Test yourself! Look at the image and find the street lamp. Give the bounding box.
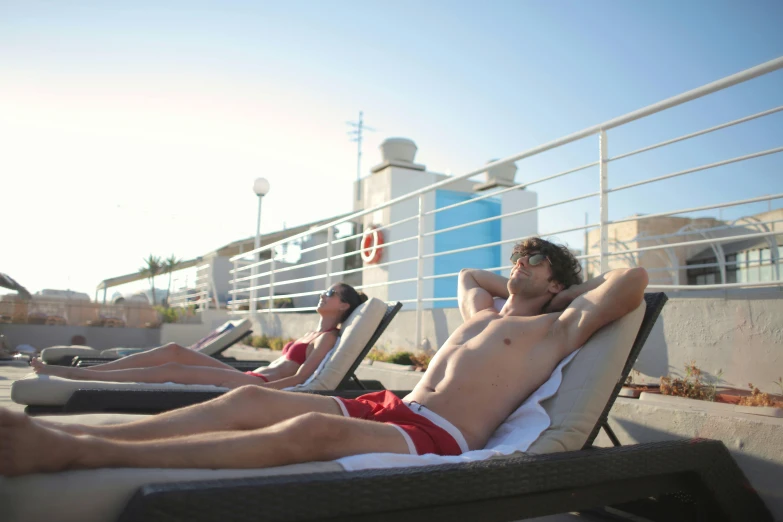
[250,178,270,315]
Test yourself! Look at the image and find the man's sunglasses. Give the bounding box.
[510,252,550,267]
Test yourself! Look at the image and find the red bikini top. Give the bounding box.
[281,328,337,365]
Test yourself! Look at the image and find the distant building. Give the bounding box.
[35,289,90,301]
[585,209,782,286]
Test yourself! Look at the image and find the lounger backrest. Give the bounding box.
[192,319,252,356]
[525,300,646,454]
[293,297,388,391]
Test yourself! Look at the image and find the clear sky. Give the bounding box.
[2,0,782,297]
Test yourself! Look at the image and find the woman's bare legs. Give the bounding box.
[72,343,239,372]
[0,406,409,477]
[34,385,343,441]
[31,361,261,387]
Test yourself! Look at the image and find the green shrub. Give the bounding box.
[155,306,180,324]
[269,337,293,351]
[250,335,270,349]
[387,351,415,365]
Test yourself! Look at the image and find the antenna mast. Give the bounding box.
[347,111,375,202]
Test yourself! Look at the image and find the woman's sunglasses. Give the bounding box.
[510,252,550,267]
[321,288,342,300]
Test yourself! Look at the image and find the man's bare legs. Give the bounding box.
[1,406,409,477]
[35,386,344,441]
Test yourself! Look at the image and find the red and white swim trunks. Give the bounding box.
[331,390,469,456]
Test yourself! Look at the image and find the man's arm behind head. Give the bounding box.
[457,269,510,322]
[553,267,648,355]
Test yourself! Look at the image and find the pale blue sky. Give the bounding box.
[1,1,782,296]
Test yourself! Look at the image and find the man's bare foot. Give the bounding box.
[30,358,77,379]
[0,408,84,476]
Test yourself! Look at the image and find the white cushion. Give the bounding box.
[11,373,230,406]
[40,346,99,363]
[0,460,341,522]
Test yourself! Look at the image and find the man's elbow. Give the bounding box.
[622,267,648,300]
[627,267,648,287]
[458,268,476,283]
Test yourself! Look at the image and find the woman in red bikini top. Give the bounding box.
[33,283,369,390]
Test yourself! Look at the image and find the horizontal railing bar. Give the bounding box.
[647,280,783,290]
[607,193,783,225]
[420,297,459,302]
[643,258,781,273]
[228,273,329,295]
[608,146,783,193]
[231,56,783,264]
[354,277,419,291]
[606,230,779,256]
[609,105,783,162]
[422,271,461,281]
[423,192,600,238]
[231,258,274,274]
[423,161,600,217]
[421,223,603,261]
[326,234,418,263]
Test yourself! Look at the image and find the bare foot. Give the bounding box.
[0,408,83,476]
[30,357,45,372]
[30,358,77,379]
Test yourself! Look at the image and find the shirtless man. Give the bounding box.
[0,238,647,476]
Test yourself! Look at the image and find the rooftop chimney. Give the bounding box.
[474,159,519,192]
[372,138,425,173]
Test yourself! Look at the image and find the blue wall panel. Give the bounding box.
[433,190,501,308]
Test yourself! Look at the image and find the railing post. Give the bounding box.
[326,226,334,288]
[250,258,257,317]
[231,259,238,313]
[268,257,275,313]
[599,131,609,273]
[415,194,425,351]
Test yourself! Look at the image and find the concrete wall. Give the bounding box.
[635,289,783,393]
[0,324,161,351]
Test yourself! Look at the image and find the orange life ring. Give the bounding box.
[361,227,384,264]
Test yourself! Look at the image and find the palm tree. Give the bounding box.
[139,254,163,305]
[162,254,181,307]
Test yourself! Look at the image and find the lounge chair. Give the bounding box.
[39,319,253,366]
[13,299,402,415]
[2,293,771,521]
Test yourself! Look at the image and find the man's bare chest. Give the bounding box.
[449,312,556,350]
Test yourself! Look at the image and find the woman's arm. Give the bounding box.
[261,332,339,390]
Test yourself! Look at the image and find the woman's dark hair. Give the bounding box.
[336,283,368,323]
[512,237,582,289]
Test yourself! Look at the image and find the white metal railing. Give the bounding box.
[168,263,213,311]
[229,56,783,346]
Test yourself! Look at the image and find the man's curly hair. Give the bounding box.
[512,237,582,289]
